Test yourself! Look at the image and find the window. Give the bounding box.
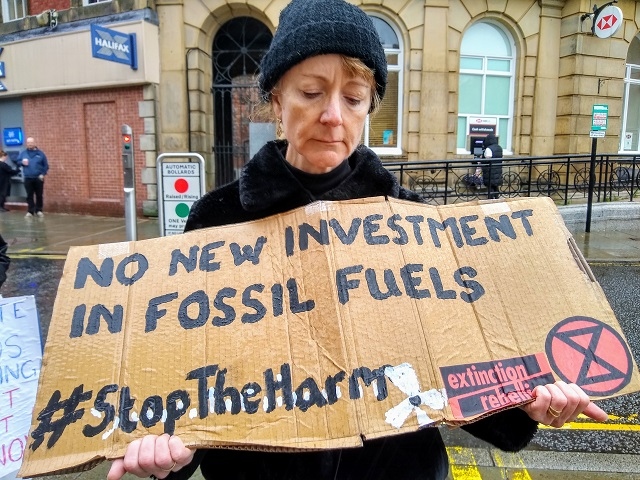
[457,21,515,154]
[1,0,26,21]
[84,0,111,5]
[364,15,403,156]
[620,37,640,152]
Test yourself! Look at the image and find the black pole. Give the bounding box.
[586,136,597,232]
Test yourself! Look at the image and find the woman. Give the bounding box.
[0,150,19,212]
[108,1,607,479]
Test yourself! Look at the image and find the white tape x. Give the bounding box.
[384,363,447,428]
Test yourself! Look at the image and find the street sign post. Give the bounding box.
[587,104,609,233]
[156,153,206,236]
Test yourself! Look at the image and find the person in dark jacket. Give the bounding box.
[0,150,19,212]
[18,137,49,217]
[0,234,9,290]
[475,133,503,199]
[108,1,607,479]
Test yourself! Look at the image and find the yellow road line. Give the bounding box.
[493,451,533,480]
[15,247,44,253]
[537,413,640,431]
[447,446,483,479]
[540,421,640,431]
[10,254,67,260]
[607,413,638,422]
[448,446,533,480]
[446,415,640,478]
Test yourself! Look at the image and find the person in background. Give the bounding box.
[0,234,9,292]
[18,137,49,218]
[107,1,608,479]
[0,150,19,212]
[475,133,503,199]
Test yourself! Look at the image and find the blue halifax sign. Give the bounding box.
[90,24,137,70]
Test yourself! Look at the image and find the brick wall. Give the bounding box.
[22,87,148,216]
[28,0,70,15]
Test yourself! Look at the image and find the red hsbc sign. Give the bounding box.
[594,5,623,39]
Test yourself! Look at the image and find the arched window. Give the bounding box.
[620,36,640,151]
[457,21,515,154]
[365,15,403,156]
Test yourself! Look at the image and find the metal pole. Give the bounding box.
[121,124,137,241]
[124,188,137,241]
[585,137,597,233]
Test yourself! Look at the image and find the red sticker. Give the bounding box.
[545,316,632,396]
[174,178,189,194]
[440,353,555,419]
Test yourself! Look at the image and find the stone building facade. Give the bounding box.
[0,0,639,216]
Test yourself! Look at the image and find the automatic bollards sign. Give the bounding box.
[157,153,205,236]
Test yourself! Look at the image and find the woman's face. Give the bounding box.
[272,54,372,174]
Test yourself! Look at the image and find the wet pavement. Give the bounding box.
[1,203,640,480]
[0,210,160,256]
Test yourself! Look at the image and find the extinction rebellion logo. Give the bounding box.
[545,316,632,396]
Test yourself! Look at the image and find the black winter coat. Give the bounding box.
[479,142,503,188]
[178,140,538,480]
[0,234,9,289]
[0,161,18,199]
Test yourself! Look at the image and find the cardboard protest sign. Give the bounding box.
[0,296,41,477]
[20,196,640,477]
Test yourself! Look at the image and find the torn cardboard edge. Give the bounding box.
[19,196,640,477]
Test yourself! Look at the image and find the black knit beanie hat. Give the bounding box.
[258,0,387,107]
[483,134,498,148]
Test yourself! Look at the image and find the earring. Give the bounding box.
[276,118,284,138]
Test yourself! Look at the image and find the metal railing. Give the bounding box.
[212,142,249,187]
[385,154,640,205]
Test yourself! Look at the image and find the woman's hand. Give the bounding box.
[107,434,195,480]
[520,381,608,428]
